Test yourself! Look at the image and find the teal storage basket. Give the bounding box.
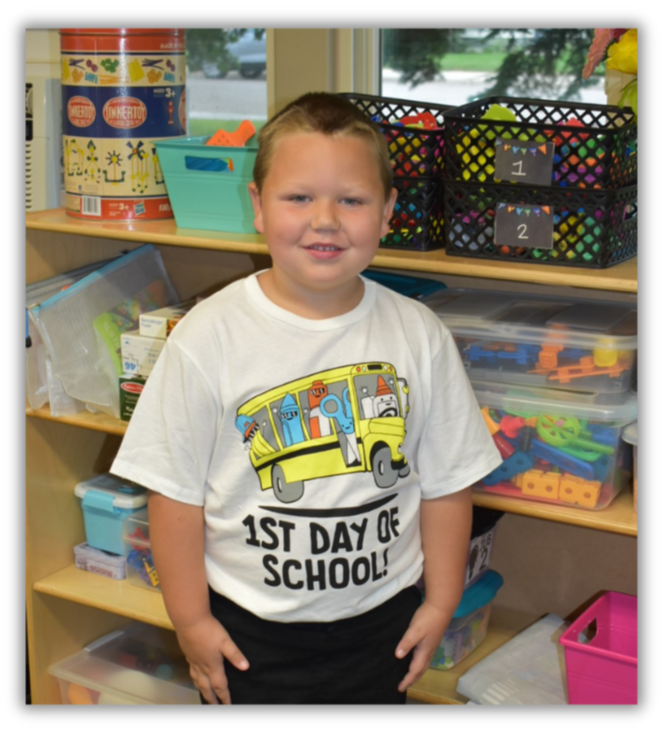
[155,136,258,233]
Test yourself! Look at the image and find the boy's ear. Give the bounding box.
[380,187,398,239]
[248,182,265,234]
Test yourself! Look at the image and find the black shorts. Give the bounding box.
[204,585,422,705]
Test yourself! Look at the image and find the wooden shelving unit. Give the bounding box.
[26,208,638,293]
[26,209,638,705]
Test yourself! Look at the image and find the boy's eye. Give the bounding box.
[342,197,362,206]
[288,194,309,203]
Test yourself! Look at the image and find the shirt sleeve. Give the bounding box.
[110,337,221,506]
[416,329,503,500]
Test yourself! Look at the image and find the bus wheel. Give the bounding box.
[271,465,304,503]
[371,445,398,489]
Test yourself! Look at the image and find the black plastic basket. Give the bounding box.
[444,180,637,268]
[383,177,445,251]
[443,97,637,190]
[340,93,454,177]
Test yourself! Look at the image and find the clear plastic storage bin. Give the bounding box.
[425,288,637,395]
[123,508,161,592]
[49,622,199,705]
[430,570,503,670]
[472,382,637,510]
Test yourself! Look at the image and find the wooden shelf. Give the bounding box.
[409,605,537,704]
[33,565,532,705]
[473,487,638,537]
[34,565,172,630]
[25,406,637,537]
[26,405,128,436]
[26,208,638,293]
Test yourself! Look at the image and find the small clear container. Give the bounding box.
[622,421,638,513]
[123,508,161,592]
[425,288,637,395]
[472,382,638,510]
[431,570,504,670]
[49,622,198,705]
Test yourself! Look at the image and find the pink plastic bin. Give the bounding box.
[559,591,637,705]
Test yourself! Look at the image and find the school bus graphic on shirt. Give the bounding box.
[235,363,411,503]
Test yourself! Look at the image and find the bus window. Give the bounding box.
[299,379,333,439]
[354,374,400,419]
[271,393,308,448]
[251,406,280,452]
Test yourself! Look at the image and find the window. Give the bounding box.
[185,29,267,138]
[380,29,607,106]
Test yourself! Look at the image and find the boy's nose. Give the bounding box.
[311,199,339,230]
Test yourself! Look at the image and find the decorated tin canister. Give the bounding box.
[60,29,186,221]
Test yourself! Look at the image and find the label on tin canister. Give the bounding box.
[60,29,186,221]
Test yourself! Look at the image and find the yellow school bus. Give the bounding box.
[235,362,410,503]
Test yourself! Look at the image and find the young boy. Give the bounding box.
[111,92,501,705]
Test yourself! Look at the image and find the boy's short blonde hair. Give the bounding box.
[253,92,393,199]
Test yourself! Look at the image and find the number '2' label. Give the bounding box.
[494,203,554,250]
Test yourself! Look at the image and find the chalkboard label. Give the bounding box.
[494,138,555,186]
[494,204,554,250]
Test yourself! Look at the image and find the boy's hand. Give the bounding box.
[175,614,249,704]
[394,601,452,692]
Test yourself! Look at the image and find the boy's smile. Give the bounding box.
[248,131,397,318]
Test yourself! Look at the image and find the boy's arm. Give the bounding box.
[148,491,249,704]
[395,487,473,693]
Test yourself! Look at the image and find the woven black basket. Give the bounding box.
[384,177,445,251]
[444,180,637,268]
[340,93,454,177]
[443,97,637,190]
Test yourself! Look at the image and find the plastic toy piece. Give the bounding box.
[530,439,594,480]
[397,112,440,130]
[481,451,533,486]
[493,433,516,459]
[531,355,628,384]
[127,525,149,551]
[499,415,526,439]
[143,557,160,587]
[519,469,561,500]
[536,415,614,455]
[480,407,500,435]
[206,120,256,147]
[558,474,601,508]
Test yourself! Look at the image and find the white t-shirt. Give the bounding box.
[111,273,501,623]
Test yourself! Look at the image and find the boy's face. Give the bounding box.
[248,131,397,314]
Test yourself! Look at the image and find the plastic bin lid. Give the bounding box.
[471,380,638,423]
[453,570,503,618]
[623,421,638,446]
[423,288,637,351]
[75,474,148,509]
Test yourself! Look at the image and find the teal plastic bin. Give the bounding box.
[155,136,258,233]
[75,475,148,556]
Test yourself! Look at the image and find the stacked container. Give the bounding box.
[425,287,638,511]
[341,93,454,251]
[440,97,637,268]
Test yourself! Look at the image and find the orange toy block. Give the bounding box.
[520,470,560,500]
[207,120,257,147]
[537,344,564,369]
[558,474,601,508]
